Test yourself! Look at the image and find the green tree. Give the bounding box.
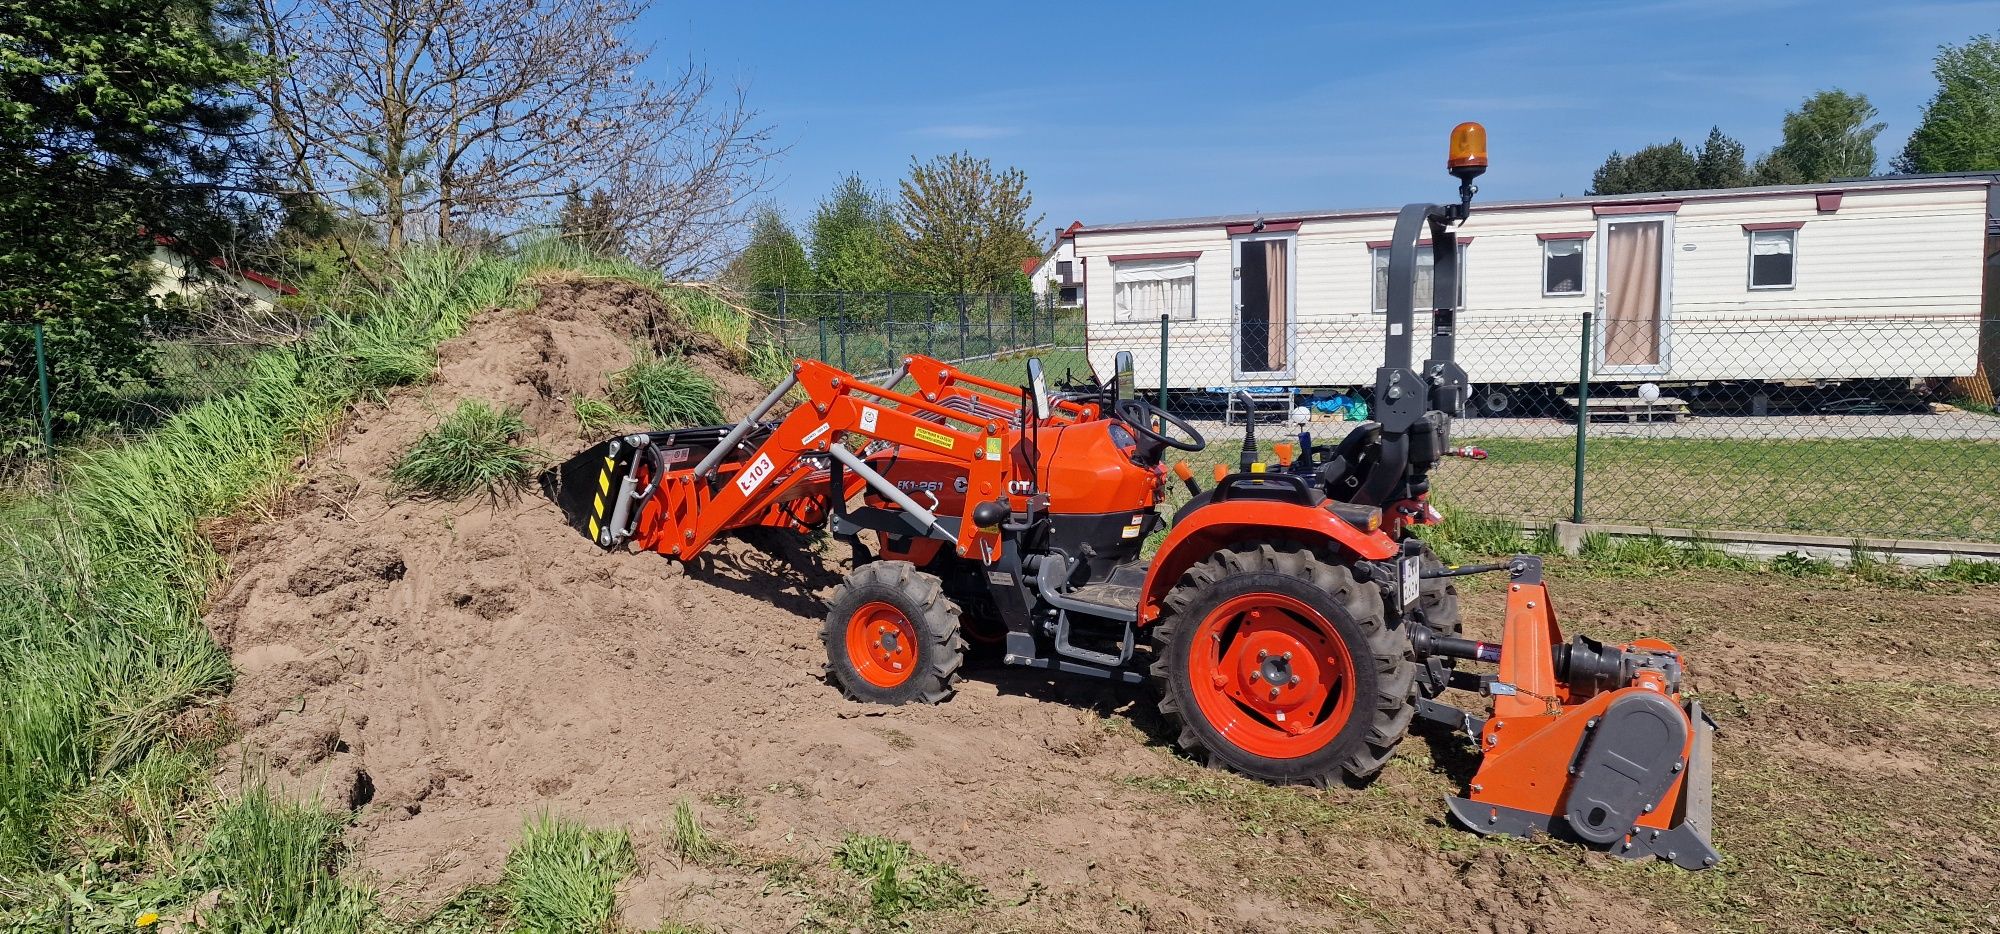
[1753,89,1884,184]
[1693,126,1749,188]
[1,0,266,439]
[1895,35,2000,174]
[1588,127,1748,195]
[809,174,896,293]
[890,152,1043,294]
[727,206,811,293]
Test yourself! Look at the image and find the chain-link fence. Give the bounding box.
[1059,312,2000,544]
[1,321,273,482]
[742,289,1087,380]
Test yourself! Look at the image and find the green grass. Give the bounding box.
[572,396,622,436]
[830,834,983,923]
[668,799,725,865]
[612,354,724,429]
[1437,435,2000,542]
[501,813,638,934]
[389,400,543,500]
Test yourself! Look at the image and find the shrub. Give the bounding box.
[832,834,983,921]
[390,400,542,500]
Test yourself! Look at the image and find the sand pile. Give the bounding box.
[209,278,1672,932]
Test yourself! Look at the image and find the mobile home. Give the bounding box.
[1073,177,1990,413]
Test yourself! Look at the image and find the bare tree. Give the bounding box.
[255,0,771,274]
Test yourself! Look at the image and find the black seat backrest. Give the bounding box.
[1318,421,1381,503]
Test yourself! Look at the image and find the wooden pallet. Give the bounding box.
[1562,396,1690,423]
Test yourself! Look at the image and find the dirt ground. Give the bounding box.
[209,279,2000,933]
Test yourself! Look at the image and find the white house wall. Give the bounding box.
[1077,182,1987,391]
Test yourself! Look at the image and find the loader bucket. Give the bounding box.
[540,423,771,546]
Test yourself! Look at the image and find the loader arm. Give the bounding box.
[606,358,1024,564]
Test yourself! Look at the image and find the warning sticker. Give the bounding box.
[912,426,955,450]
[859,406,879,432]
[985,437,1002,459]
[658,446,691,466]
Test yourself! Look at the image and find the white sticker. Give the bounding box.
[801,423,831,445]
[658,446,691,465]
[1390,323,1405,336]
[735,452,777,495]
[1399,555,1421,609]
[859,406,879,432]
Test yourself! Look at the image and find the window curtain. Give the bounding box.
[1751,231,1794,287]
[1263,241,1288,369]
[1603,222,1663,366]
[1113,258,1196,322]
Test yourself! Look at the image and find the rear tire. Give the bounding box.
[1150,542,1416,785]
[1412,542,1462,698]
[821,561,964,705]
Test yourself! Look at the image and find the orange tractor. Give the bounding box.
[546,125,1718,869]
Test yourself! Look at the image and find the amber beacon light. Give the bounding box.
[1448,121,1488,180]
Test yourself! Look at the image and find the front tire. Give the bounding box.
[821,561,964,705]
[1150,542,1416,785]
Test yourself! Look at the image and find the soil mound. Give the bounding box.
[211,278,1668,932]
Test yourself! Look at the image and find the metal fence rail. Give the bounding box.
[1067,312,2000,544]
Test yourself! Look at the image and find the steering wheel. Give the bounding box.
[1114,397,1206,452]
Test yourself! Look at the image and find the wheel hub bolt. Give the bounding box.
[1282,651,1292,661]
[1289,675,1300,685]
[1268,688,1279,700]
[1257,649,1268,660]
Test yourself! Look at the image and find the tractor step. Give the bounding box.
[1064,563,1148,614]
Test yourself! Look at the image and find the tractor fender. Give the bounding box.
[1138,499,1398,624]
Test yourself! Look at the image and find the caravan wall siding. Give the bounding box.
[1077,182,1988,392]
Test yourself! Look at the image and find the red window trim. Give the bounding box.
[1106,250,1201,263]
[1593,201,1681,216]
[1536,231,1594,241]
[1741,221,1805,232]
[1816,191,1843,213]
[1224,220,1303,235]
[1362,237,1475,250]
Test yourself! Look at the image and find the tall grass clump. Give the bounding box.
[612,354,723,428]
[668,798,725,865]
[185,781,378,930]
[0,248,524,889]
[502,813,637,934]
[390,400,543,500]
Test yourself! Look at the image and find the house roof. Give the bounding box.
[1079,175,1993,236]
[149,231,300,295]
[1024,221,1084,277]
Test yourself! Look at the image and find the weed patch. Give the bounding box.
[669,798,726,865]
[831,834,983,923]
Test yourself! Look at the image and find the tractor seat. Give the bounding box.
[1317,421,1380,502]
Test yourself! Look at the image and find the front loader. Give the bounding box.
[543,123,1718,868]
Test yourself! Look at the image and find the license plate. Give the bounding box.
[1399,555,1422,609]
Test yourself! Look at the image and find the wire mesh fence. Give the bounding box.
[0,321,276,482]
[742,289,1087,379]
[1055,312,2000,544]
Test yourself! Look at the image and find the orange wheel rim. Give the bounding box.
[847,601,920,688]
[1187,592,1357,759]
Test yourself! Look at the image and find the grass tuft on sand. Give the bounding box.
[390,400,543,500]
[612,354,724,429]
[502,813,638,934]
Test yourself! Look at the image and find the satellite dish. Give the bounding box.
[1638,382,1662,403]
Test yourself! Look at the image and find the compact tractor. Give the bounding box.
[546,124,1718,869]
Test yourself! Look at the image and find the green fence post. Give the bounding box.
[818,307,828,363]
[775,287,788,356]
[33,323,54,456]
[1571,312,1593,525]
[883,292,894,372]
[1158,313,1170,410]
[837,293,849,371]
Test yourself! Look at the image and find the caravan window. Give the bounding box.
[1748,228,1796,289]
[1542,238,1587,295]
[1111,255,1197,322]
[1371,244,1466,313]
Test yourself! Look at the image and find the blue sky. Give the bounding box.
[654,1,2000,237]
